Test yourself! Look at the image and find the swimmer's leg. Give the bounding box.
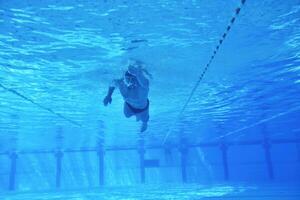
[138,108,149,132]
[123,102,134,118]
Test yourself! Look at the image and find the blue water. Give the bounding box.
[1,0,300,199]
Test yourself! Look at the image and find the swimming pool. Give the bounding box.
[0,0,300,199]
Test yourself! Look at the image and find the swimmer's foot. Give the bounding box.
[136,116,140,122]
[140,122,148,132]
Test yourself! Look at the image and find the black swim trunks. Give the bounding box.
[126,99,149,114]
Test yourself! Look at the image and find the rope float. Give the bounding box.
[162,0,247,144]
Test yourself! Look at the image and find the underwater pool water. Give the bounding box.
[0,0,300,199]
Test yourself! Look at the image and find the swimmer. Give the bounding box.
[103,59,151,132]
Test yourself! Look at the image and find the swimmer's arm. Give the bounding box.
[131,69,149,88]
[136,71,149,88]
[103,84,115,106]
[106,86,115,97]
[106,79,118,97]
[103,78,128,106]
[105,79,121,97]
[111,78,129,97]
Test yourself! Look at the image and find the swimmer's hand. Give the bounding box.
[103,86,115,106]
[103,95,112,106]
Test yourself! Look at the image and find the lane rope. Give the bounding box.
[162,0,247,144]
[0,83,82,127]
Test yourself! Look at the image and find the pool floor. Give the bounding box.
[0,183,299,200]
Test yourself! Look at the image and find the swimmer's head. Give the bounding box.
[124,70,137,88]
[128,58,144,68]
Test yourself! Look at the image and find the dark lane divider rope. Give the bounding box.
[0,83,82,127]
[163,0,247,144]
